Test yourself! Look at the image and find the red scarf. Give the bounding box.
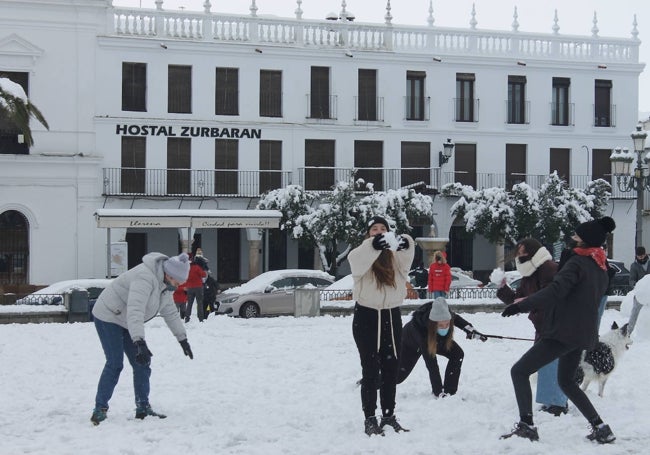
[573,247,607,270]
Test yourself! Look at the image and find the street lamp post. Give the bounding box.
[610,125,649,248]
[438,138,455,167]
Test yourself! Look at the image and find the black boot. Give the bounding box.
[587,423,615,444]
[500,421,539,441]
[380,415,410,432]
[364,416,385,436]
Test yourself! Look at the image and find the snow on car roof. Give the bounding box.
[223,269,334,294]
[325,274,353,291]
[28,279,113,295]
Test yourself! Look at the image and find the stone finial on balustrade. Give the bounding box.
[511,6,519,32]
[295,0,303,20]
[203,1,211,14]
[591,11,599,37]
[427,0,434,27]
[470,3,477,30]
[632,14,639,40]
[552,9,560,35]
[155,0,163,11]
[385,0,393,25]
[250,0,258,18]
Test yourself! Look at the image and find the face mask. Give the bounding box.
[164,279,177,292]
[517,254,531,263]
[437,328,449,337]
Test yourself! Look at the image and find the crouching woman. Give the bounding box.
[348,216,414,436]
[397,297,486,397]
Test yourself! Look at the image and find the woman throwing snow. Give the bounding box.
[348,216,414,436]
[397,297,487,397]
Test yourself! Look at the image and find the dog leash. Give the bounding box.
[482,333,535,342]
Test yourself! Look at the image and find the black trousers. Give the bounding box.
[352,303,402,418]
[511,338,600,424]
[397,321,464,396]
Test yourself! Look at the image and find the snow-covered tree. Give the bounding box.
[0,77,49,146]
[257,178,435,276]
[442,172,611,268]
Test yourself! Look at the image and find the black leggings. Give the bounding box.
[352,303,402,418]
[511,338,601,424]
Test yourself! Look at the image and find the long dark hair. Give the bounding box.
[372,249,396,288]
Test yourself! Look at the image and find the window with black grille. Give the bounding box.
[260,140,282,193]
[354,141,383,190]
[168,65,192,114]
[0,71,29,154]
[167,138,191,195]
[215,139,238,194]
[120,137,146,194]
[215,67,239,115]
[305,139,335,190]
[260,70,282,117]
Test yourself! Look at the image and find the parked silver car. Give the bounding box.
[215,269,335,318]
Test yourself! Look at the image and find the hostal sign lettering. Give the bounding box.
[116,124,261,139]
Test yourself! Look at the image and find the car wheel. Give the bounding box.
[240,302,260,318]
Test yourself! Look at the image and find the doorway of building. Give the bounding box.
[0,210,29,285]
[126,232,147,270]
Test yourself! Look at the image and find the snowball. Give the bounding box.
[382,231,399,251]
[489,268,506,286]
[634,274,650,306]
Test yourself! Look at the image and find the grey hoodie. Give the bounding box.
[92,252,187,342]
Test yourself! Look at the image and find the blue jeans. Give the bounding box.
[432,291,447,298]
[535,358,567,407]
[597,295,607,329]
[94,317,151,409]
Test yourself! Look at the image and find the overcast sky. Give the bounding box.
[113,0,650,117]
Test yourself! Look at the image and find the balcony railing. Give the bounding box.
[593,104,617,127]
[306,94,337,120]
[549,102,575,126]
[404,96,430,121]
[102,168,292,197]
[298,167,441,192]
[103,167,640,202]
[354,96,384,122]
[505,100,530,124]
[454,98,479,122]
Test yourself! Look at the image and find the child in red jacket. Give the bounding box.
[428,251,451,298]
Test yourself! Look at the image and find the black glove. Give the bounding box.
[179,339,193,359]
[396,236,409,251]
[465,327,488,342]
[372,234,389,250]
[501,303,522,317]
[134,339,152,366]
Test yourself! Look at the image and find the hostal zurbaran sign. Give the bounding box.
[115,124,262,139]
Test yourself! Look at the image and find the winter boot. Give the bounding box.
[587,423,616,444]
[90,407,108,426]
[540,404,568,416]
[500,422,539,441]
[135,404,167,420]
[364,416,385,437]
[380,415,410,433]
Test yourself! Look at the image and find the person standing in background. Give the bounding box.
[630,246,649,287]
[428,251,451,298]
[497,238,566,416]
[184,253,208,323]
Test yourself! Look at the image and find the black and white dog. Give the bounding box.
[575,322,632,397]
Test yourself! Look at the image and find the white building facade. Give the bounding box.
[0,0,645,287]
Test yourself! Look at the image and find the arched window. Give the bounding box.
[0,210,29,284]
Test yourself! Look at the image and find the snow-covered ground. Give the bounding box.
[0,294,648,455]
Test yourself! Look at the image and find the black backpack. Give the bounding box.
[203,274,219,316]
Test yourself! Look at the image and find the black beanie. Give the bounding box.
[367,216,390,233]
[575,216,616,247]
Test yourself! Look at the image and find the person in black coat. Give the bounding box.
[500,217,617,444]
[397,297,486,397]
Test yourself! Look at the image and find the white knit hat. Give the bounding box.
[429,297,452,322]
[163,252,190,282]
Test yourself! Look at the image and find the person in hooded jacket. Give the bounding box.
[348,215,414,436]
[397,297,487,397]
[428,250,452,298]
[496,238,566,416]
[90,252,194,425]
[500,217,617,444]
[630,246,649,286]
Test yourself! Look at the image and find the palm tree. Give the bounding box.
[0,77,49,147]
